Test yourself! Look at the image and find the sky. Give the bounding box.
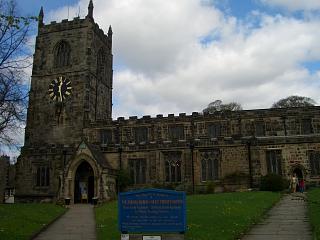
[15,0,320,117]
[3,0,320,157]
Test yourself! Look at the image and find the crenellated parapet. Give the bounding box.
[37,17,90,37]
[38,17,111,44]
[84,106,320,152]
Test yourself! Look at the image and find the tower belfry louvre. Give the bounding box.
[15,1,320,203]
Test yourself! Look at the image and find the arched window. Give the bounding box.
[129,159,146,184]
[201,150,220,181]
[97,48,106,77]
[164,152,182,183]
[266,150,282,175]
[54,41,71,68]
[36,166,50,187]
[309,151,320,176]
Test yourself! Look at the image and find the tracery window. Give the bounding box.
[255,121,265,136]
[309,151,320,176]
[129,159,146,184]
[36,166,50,187]
[164,151,182,182]
[208,123,221,138]
[101,129,112,145]
[201,150,219,181]
[302,119,313,135]
[54,41,71,67]
[135,127,148,143]
[169,125,184,141]
[266,150,282,175]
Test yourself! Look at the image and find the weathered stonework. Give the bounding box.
[84,107,320,192]
[15,1,320,203]
[15,4,115,203]
[0,156,7,203]
[0,156,11,203]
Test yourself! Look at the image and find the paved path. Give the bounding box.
[242,193,312,240]
[33,204,96,240]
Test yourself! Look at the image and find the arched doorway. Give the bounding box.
[292,167,303,192]
[74,161,94,204]
[293,167,303,179]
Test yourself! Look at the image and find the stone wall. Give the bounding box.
[0,156,10,203]
[86,107,320,145]
[25,16,112,147]
[16,14,114,202]
[84,106,320,191]
[15,146,74,202]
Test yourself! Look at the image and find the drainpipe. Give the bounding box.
[190,120,195,194]
[190,143,195,194]
[62,150,67,199]
[247,139,253,188]
[118,146,123,170]
[282,116,287,136]
[116,124,122,194]
[117,146,123,194]
[118,124,122,170]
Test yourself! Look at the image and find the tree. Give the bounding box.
[117,169,132,192]
[0,0,36,145]
[203,100,242,114]
[271,95,316,108]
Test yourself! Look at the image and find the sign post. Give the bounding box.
[118,189,186,240]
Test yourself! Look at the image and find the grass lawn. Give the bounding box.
[0,203,66,240]
[95,191,280,240]
[308,188,320,240]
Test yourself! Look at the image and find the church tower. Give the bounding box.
[15,1,115,202]
[24,0,113,147]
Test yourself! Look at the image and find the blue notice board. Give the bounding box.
[118,189,186,233]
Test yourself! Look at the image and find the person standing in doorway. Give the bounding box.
[290,173,298,193]
[299,178,305,193]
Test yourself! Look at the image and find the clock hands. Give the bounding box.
[48,76,71,102]
[48,76,72,125]
[58,76,63,102]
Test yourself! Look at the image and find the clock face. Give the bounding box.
[48,76,72,102]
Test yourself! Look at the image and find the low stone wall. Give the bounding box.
[15,194,55,203]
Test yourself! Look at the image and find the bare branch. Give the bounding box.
[0,0,36,146]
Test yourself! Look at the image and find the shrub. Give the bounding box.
[117,169,132,192]
[260,173,287,191]
[206,181,215,194]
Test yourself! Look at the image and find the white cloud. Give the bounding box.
[260,0,320,11]
[46,0,320,118]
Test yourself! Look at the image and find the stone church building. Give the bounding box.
[14,1,320,203]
